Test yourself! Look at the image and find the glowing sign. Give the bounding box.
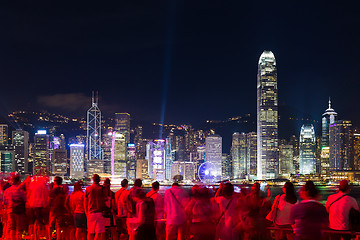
[70,144,85,147]
[36,130,47,135]
[153,157,162,164]
[153,150,162,157]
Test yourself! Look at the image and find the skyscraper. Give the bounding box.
[70,144,85,179]
[279,145,293,177]
[299,124,316,175]
[246,132,257,179]
[12,130,29,174]
[0,124,8,145]
[257,50,278,179]
[53,149,67,176]
[0,145,14,173]
[321,98,337,177]
[205,135,222,180]
[33,130,50,176]
[86,92,102,175]
[231,133,247,179]
[112,132,127,178]
[115,113,130,143]
[147,139,166,180]
[329,120,354,171]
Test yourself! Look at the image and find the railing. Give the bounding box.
[268,226,360,239]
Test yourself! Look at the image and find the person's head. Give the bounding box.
[11,175,21,185]
[152,181,160,191]
[198,186,210,200]
[133,188,146,202]
[134,179,142,188]
[54,176,63,186]
[103,178,111,189]
[283,181,297,204]
[251,182,261,197]
[172,182,180,187]
[191,185,200,198]
[74,181,83,192]
[339,180,350,193]
[301,180,318,199]
[222,182,234,198]
[121,179,129,188]
[93,174,100,184]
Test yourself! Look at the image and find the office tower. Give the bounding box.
[147,140,166,180]
[329,120,354,171]
[205,135,222,180]
[321,99,337,177]
[53,149,67,176]
[246,132,257,179]
[170,161,196,181]
[257,50,278,179]
[88,159,104,176]
[87,92,102,175]
[289,135,300,174]
[279,145,293,177]
[102,132,113,174]
[59,134,66,149]
[112,132,127,177]
[33,130,50,176]
[136,159,149,179]
[134,126,143,159]
[0,145,14,172]
[127,143,136,179]
[231,133,247,179]
[353,130,360,170]
[115,113,130,143]
[299,124,316,174]
[0,124,8,145]
[165,137,173,180]
[222,153,232,180]
[70,144,85,179]
[12,130,29,174]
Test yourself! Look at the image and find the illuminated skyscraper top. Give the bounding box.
[257,50,278,179]
[86,92,102,175]
[322,98,337,148]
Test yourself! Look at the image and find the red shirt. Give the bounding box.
[69,190,85,214]
[85,183,105,213]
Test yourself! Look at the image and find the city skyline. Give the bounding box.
[0,2,360,127]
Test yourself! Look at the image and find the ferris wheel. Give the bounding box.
[198,162,216,183]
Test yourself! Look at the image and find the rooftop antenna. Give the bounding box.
[92,91,95,105]
[328,97,331,109]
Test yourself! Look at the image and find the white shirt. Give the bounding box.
[164,186,188,225]
[274,194,297,226]
[326,192,359,230]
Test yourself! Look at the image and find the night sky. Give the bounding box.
[1,1,360,129]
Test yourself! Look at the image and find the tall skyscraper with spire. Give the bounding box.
[86,92,102,175]
[320,98,337,177]
[257,50,278,179]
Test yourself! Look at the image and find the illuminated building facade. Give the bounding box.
[321,99,337,177]
[112,132,127,177]
[353,130,360,170]
[33,130,50,176]
[127,143,136,179]
[222,153,232,180]
[87,93,102,175]
[170,161,196,181]
[299,124,316,174]
[136,159,148,179]
[115,113,130,143]
[53,149,67,176]
[257,50,278,179]
[279,145,293,177]
[0,145,14,172]
[70,144,85,179]
[205,135,222,180]
[232,132,246,179]
[102,132,113,175]
[12,130,29,174]
[147,139,166,180]
[165,137,173,180]
[246,132,257,179]
[329,120,354,171]
[0,124,8,145]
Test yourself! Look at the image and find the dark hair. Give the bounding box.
[284,181,297,204]
[172,182,180,187]
[104,178,111,185]
[251,182,261,198]
[74,181,83,192]
[121,179,129,188]
[339,180,349,193]
[54,176,63,185]
[152,181,160,191]
[134,179,142,187]
[222,182,234,198]
[93,174,100,184]
[303,180,318,198]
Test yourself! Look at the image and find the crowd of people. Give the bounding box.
[0,173,359,240]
